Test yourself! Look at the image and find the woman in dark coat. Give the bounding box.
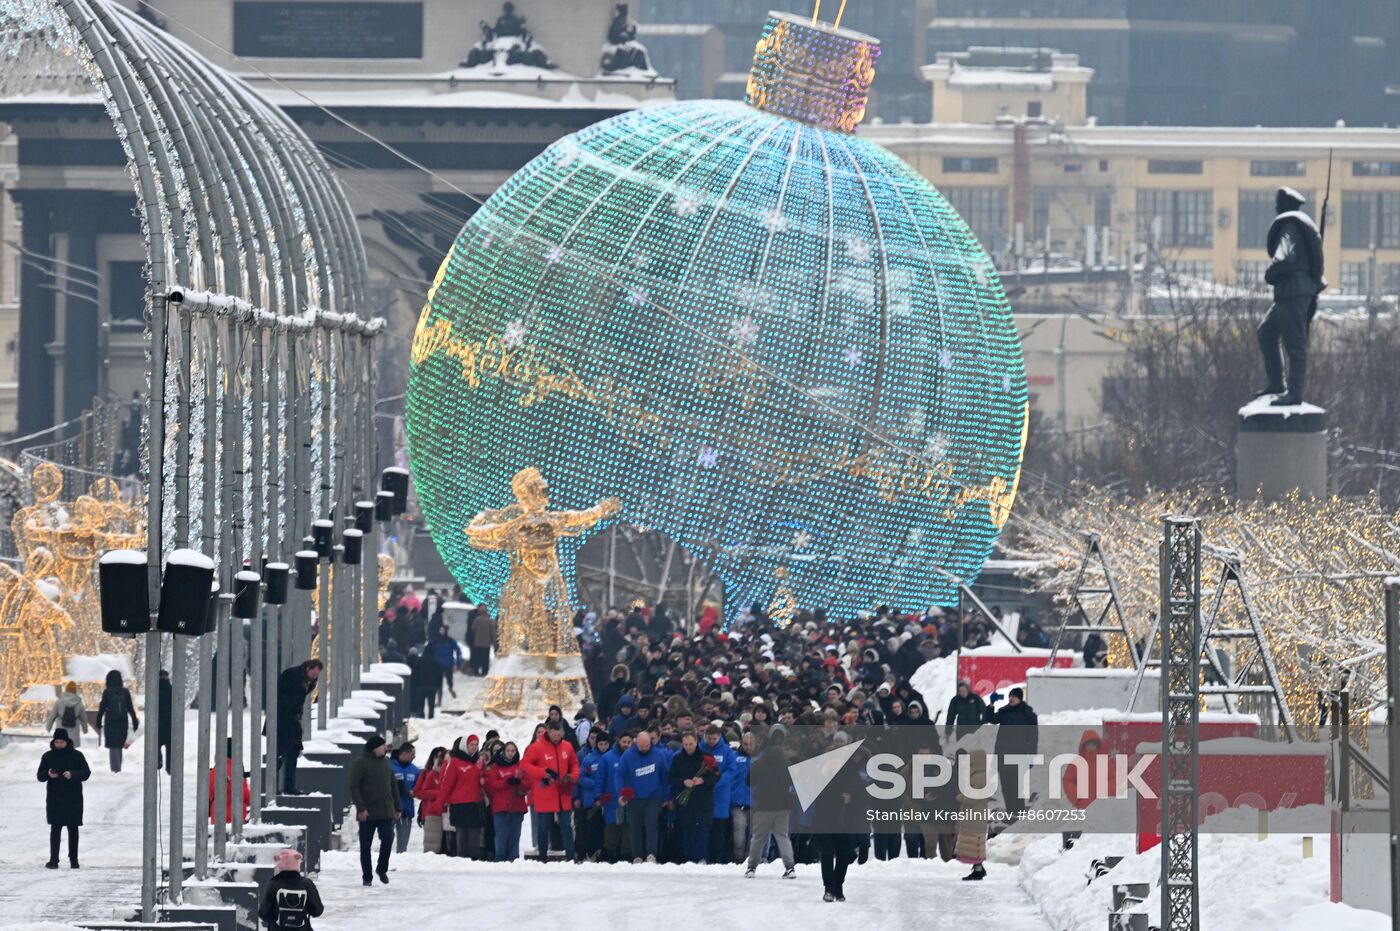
[37,727,91,868]
[95,669,139,772]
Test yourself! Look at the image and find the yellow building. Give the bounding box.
[868,47,1400,303]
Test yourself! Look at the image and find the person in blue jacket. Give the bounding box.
[389,743,420,854]
[617,729,670,862]
[576,730,613,860]
[428,625,463,701]
[728,731,754,863]
[597,732,632,863]
[609,695,640,738]
[700,724,735,863]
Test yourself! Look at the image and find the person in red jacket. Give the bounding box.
[484,741,531,861]
[1062,729,1117,810]
[520,721,579,861]
[209,745,251,824]
[438,735,486,859]
[413,747,449,853]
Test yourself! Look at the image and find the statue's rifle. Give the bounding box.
[1320,148,1334,244]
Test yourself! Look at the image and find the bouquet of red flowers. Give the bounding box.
[597,792,614,807]
[677,756,718,807]
[619,786,636,804]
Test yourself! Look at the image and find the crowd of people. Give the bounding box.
[360,591,1045,902]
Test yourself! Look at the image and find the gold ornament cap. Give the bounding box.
[745,11,881,134]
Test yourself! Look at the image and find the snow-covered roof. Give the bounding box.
[947,68,1055,91]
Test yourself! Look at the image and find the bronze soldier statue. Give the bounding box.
[1257,186,1325,406]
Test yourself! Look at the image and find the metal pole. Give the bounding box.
[226,312,245,842]
[1384,578,1400,931]
[318,321,334,729]
[193,614,213,880]
[167,303,193,902]
[195,315,219,879]
[249,324,265,821]
[213,597,231,859]
[266,325,283,798]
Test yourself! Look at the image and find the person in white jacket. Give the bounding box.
[45,682,91,747]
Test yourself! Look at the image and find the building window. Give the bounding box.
[1340,261,1400,296]
[1063,162,1082,174]
[1352,161,1400,177]
[1032,190,1053,244]
[1137,190,1213,248]
[1099,160,1109,172]
[1094,191,1112,230]
[1238,189,1313,249]
[943,156,998,174]
[1235,260,1268,289]
[107,261,146,325]
[1165,260,1214,283]
[1250,160,1306,177]
[1027,101,1042,118]
[1147,160,1204,175]
[943,186,1008,255]
[1341,191,1400,249]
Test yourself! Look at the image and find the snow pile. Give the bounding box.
[1016,817,1388,930]
[65,653,133,683]
[910,652,958,709]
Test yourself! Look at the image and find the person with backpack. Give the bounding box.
[45,682,90,747]
[95,669,139,772]
[259,848,324,929]
[37,727,90,869]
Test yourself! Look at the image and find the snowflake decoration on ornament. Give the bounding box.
[1002,373,1013,392]
[502,319,528,349]
[728,315,760,347]
[925,432,948,460]
[759,207,789,233]
[555,140,581,167]
[696,446,719,468]
[629,252,650,269]
[846,237,873,264]
[626,287,649,306]
[842,347,863,367]
[791,529,813,550]
[546,245,565,265]
[672,192,702,218]
[938,347,954,369]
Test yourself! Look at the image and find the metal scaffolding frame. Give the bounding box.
[1160,516,1201,931]
[1046,531,1140,670]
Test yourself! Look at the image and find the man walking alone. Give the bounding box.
[349,735,399,886]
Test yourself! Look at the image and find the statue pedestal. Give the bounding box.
[478,652,591,719]
[1236,398,1328,500]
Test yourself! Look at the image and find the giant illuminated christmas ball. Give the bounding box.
[407,12,1028,617]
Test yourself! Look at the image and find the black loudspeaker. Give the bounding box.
[295,549,319,591]
[264,562,290,605]
[342,528,363,564]
[233,569,261,618]
[354,500,374,533]
[98,550,150,634]
[374,490,395,522]
[205,582,221,632]
[382,467,409,514]
[156,549,216,636]
[311,519,334,560]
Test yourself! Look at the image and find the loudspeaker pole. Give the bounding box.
[248,323,266,821]
[167,301,194,902]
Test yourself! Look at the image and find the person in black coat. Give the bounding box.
[276,659,322,794]
[408,646,441,719]
[95,669,139,773]
[812,732,862,902]
[259,848,325,929]
[945,679,987,741]
[37,728,91,868]
[984,687,1040,816]
[668,732,718,863]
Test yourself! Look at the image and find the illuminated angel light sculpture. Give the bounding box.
[408,11,1028,622]
[468,467,619,717]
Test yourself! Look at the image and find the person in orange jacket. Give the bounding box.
[520,720,579,861]
[1062,729,1117,810]
[438,735,486,859]
[209,740,250,823]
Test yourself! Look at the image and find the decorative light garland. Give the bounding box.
[407,12,1028,619]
